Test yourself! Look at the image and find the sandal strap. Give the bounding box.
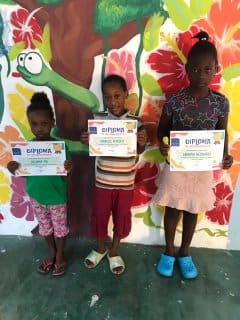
[108,255,125,274]
[85,250,107,267]
[52,262,67,276]
[37,259,54,273]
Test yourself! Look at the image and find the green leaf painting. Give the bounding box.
[32,24,52,63]
[195,228,227,237]
[164,0,213,30]
[143,148,165,164]
[94,0,167,34]
[163,0,192,30]
[13,119,34,141]
[134,206,160,228]
[36,0,63,4]
[140,73,162,96]
[190,0,213,18]
[143,14,165,52]
[0,0,16,5]
[0,13,6,123]
[8,42,25,61]
[222,64,240,81]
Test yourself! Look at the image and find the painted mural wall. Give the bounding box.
[0,0,239,249]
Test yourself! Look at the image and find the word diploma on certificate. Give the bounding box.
[88,119,137,157]
[10,141,67,176]
[169,130,225,171]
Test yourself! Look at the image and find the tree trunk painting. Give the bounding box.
[11,0,150,236]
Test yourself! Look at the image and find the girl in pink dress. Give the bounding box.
[154,31,233,279]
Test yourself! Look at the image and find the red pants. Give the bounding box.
[91,186,133,240]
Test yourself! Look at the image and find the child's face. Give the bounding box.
[103,82,128,116]
[186,54,217,89]
[28,110,54,140]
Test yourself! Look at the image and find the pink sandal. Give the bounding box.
[52,262,67,276]
[37,260,55,274]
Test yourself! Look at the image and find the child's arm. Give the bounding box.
[137,126,147,154]
[63,144,73,179]
[7,161,20,175]
[80,131,89,145]
[157,111,172,157]
[216,115,233,170]
[64,160,73,174]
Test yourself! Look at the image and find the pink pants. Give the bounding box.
[91,186,133,240]
[30,198,69,238]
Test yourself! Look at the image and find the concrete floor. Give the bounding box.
[0,235,240,320]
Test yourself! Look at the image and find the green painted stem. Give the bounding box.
[101,34,109,111]
[48,71,100,113]
[0,65,4,123]
[135,18,144,115]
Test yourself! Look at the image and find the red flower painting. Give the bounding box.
[0,213,4,223]
[10,8,42,49]
[10,176,34,221]
[132,161,159,208]
[147,25,221,98]
[205,182,234,225]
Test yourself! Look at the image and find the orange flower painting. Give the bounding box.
[0,126,23,167]
[195,0,240,68]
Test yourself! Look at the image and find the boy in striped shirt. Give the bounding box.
[80,75,147,275]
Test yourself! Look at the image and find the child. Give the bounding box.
[80,74,147,275]
[154,31,233,279]
[7,92,72,276]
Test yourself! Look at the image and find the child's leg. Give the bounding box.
[84,187,111,268]
[106,189,132,274]
[164,207,181,256]
[30,198,56,261]
[178,211,198,256]
[108,234,124,275]
[51,203,69,274]
[90,187,112,253]
[110,189,133,257]
[156,207,181,277]
[176,211,198,279]
[30,198,56,273]
[44,234,57,262]
[109,234,120,257]
[55,236,66,265]
[96,239,107,254]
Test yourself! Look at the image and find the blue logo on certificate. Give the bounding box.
[171,138,180,147]
[89,127,97,134]
[12,148,21,155]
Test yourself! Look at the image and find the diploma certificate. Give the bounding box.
[88,119,137,157]
[170,130,225,171]
[10,141,67,176]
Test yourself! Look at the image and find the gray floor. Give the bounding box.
[0,235,240,320]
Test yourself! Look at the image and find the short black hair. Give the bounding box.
[187,31,218,65]
[102,74,127,92]
[27,92,54,119]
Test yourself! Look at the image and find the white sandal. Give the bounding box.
[84,250,107,268]
[107,255,125,275]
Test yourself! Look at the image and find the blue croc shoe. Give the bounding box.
[177,256,198,279]
[157,254,175,277]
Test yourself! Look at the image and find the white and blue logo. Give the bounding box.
[171,138,180,147]
[12,148,21,155]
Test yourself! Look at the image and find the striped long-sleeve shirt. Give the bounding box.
[94,110,144,190]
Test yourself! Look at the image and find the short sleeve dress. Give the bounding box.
[153,89,229,213]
